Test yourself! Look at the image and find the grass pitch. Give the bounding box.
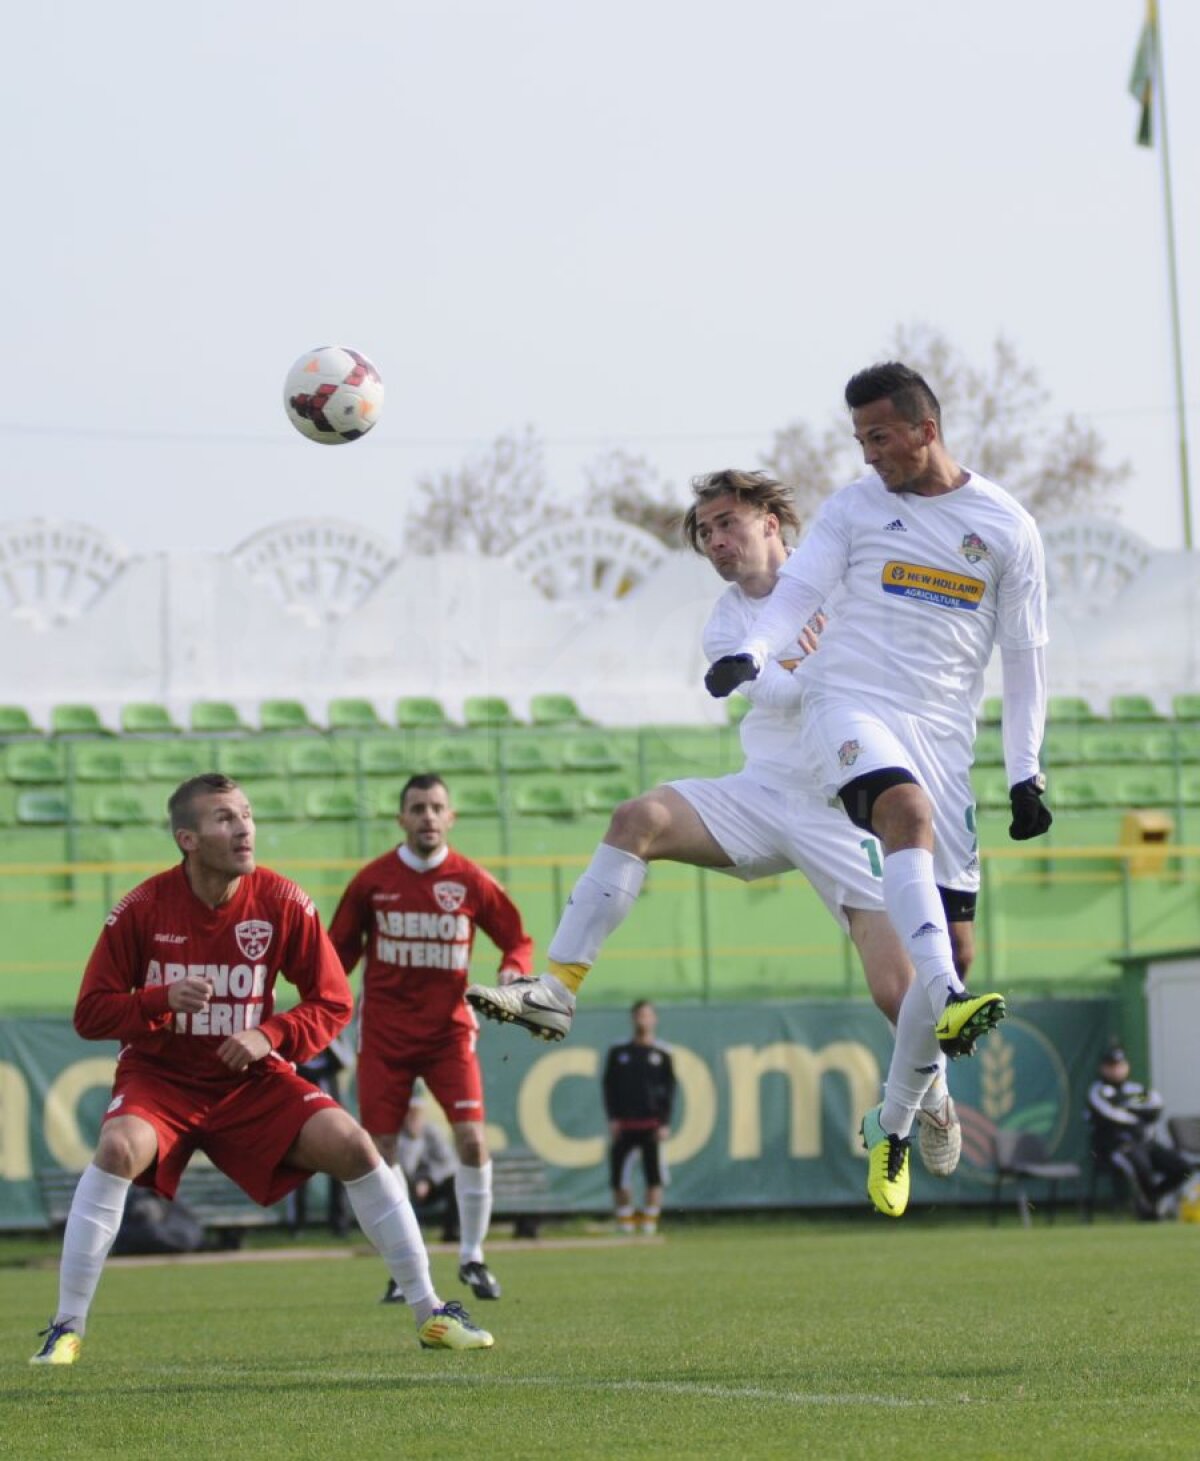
[3,1217,1197,1460]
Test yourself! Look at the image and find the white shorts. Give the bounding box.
[798,696,980,894]
[668,770,885,931]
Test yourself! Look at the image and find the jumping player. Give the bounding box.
[30,774,492,1365]
[329,773,533,1302]
[704,362,1051,1216]
[468,470,967,1197]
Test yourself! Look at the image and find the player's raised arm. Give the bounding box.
[257,893,354,1066]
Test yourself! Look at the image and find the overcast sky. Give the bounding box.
[1,0,1195,554]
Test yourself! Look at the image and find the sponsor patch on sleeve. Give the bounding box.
[881,560,985,611]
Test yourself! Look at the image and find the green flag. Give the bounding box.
[1128,0,1158,147]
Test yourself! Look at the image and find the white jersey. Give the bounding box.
[768,470,1047,741]
[702,581,810,792]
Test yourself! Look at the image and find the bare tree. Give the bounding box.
[404,427,570,556]
[582,448,684,547]
[761,324,1129,527]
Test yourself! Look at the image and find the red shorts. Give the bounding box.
[356,1031,484,1134]
[104,1055,340,1206]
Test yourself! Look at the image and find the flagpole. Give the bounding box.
[1153,5,1194,549]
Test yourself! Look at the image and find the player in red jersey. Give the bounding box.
[329,773,533,1303]
[30,774,493,1366]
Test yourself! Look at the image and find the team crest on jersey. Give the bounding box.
[838,739,861,768]
[959,532,990,565]
[234,920,274,960]
[432,881,467,913]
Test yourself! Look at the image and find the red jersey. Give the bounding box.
[75,864,353,1086]
[328,847,533,1044]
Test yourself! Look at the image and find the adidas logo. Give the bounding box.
[884,518,907,532]
[912,921,940,938]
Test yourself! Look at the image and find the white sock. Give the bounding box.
[345,1162,439,1326]
[920,1065,950,1114]
[882,848,965,1021]
[456,1161,493,1267]
[548,844,648,967]
[55,1164,131,1335]
[880,982,943,1138]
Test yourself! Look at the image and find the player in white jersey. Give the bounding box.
[469,469,964,1182]
[706,363,1052,1217]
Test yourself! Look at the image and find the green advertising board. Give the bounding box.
[0,997,1115,1230]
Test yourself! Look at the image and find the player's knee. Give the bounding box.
[339,1125,383,1181]
[94,1124,152,1180]
[607,794,670,858]
[454,1126,488,1167]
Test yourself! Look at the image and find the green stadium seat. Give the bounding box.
[1049,770,1106,811]
[641,727,728,779]
[4,743,65,783]
[562,735,629,773]
[425,739,490,777]
[463,695,521,729]
[1172,727,1200,762]
[259,699,318,734]
[286,740,349,778]
[979,695,1003,725]
[452,785,502,818]
[972,728,1004,767]
[512,781,576,817]
[190,700,252,734]
[528,693,590,728]
[360,739,414,778]
[726,696,751,726]
[72,744,127,782]
[304,786,360,820]
[1114,766,1176,807]
[1171,693,1200,723]
[580,780,636,815]
[51,704,111,737]
[1179,769,1200,806]
[1080,728,1169,765]
[395,696,450,731]
[328,698,386,733]
[145,743,211,782]
[1108,694,1164,722]
[238,777,295,824]
[499,738,561,774]
[15,789,71,824]
[0,706,39,737]
[216,742,287,780]
[1046,696,1096,724]
[369,783,406,819]
[1041,725,1082,769]
[121,702,182,736]
[91,788,161,826]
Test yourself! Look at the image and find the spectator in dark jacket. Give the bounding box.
[1086,1043,1195,1219]
[603,1001,675,1235]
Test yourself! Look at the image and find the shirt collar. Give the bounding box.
[397,844,450,873]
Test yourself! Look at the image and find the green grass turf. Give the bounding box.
[3,1218,1198,1460]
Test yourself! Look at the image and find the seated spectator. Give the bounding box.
[397,1087,459,1243]
[1086,1042,1196,1219]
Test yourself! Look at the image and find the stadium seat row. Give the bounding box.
[973,724,1200,769]
[971,764,1200,810]
[979,693,1200,724]
[0,694,591,739]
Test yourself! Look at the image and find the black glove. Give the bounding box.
[705,653,760,698]
[1009,775,1053,841]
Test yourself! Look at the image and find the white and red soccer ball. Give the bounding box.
[283,345,383,444]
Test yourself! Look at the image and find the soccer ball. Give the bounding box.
[283,345,383,444]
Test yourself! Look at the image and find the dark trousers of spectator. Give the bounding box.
[414,1176,458,1244]
[1111,1143,1194,1217]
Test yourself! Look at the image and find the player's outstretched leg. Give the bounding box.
[860,1104,912,1218]
[935,990,1006,1058]
[468,843,648,1041]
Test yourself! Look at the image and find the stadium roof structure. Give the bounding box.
[1,513,1195,727]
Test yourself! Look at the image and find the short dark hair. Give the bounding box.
[631,999,654,1016]
[682,469,802,552]
[844,362,942,434]
[168,773,241,832]
[400,773,449,809]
